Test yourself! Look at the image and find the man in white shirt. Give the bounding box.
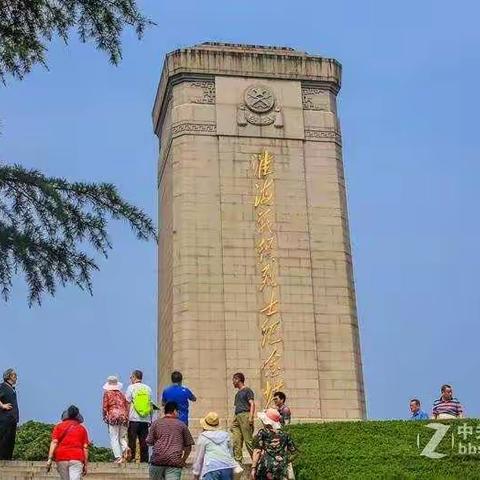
[125,370,152,463]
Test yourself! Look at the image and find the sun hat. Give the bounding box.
[258,408,282,430]
[200,412,220,431]
[103,375,123,391]
[61,406,84,423]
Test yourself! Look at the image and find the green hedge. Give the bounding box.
[288,420,480,480]
[13,421,113,462]
[16,419,480,478]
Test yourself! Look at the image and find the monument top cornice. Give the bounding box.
[192,42,302,55]
[152,42,342,129]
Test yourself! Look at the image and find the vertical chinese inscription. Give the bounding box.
[251,150,284,406]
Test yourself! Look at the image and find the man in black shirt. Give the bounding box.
[0,368,19,460]
[231,372,255,463]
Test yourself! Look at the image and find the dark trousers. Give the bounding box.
[128,421,149,463]
[0,421,16,460]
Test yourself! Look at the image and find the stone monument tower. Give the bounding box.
[152,43,366,426]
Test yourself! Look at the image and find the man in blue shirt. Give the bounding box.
[161,371,196,425]
[409,398,429,420]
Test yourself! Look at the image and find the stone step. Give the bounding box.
[0,461,150,479]
[0,461,251,479]
[0,462,147,471]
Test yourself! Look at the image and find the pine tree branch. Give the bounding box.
[0,0,155,82]
[0,163,156,305]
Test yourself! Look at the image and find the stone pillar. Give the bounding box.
[153,43,366,427]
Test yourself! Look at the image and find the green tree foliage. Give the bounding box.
[0,1,156,305]
[0,0,154,82]
[14,421,113,461]
[0,165,156,305]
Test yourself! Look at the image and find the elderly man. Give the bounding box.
[409,399,429,420]
[0,368,19,460]
[432,384,464,419]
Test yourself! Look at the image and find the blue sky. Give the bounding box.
[1,0,479,445]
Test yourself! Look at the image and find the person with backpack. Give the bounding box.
[46,405,89,480]
[161,370,196,426]
[102,375,129,463]
[125,369,153,463]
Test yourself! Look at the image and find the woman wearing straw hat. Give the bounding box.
[192,412,239,480]
[102,375,129,463]
[250,408,297,480]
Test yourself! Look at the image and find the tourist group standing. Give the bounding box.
[100,369,296,480]
[0,365,298,479]
[1,363,472,480]
[144,371,296,480]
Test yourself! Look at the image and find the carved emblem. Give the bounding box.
[245,110,275,126]
[245,85,275,113]
[238,84,283,128]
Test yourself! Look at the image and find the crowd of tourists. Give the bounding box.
[0,366,468,479]
[0,368,296,480]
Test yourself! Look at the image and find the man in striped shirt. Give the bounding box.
[432,384,464,419]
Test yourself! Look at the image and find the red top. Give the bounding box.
[52,420,89,462]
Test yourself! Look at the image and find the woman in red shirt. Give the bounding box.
[46,405,89,480]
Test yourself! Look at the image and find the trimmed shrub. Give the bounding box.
[13,421,113,462]
[288,420,480,480]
